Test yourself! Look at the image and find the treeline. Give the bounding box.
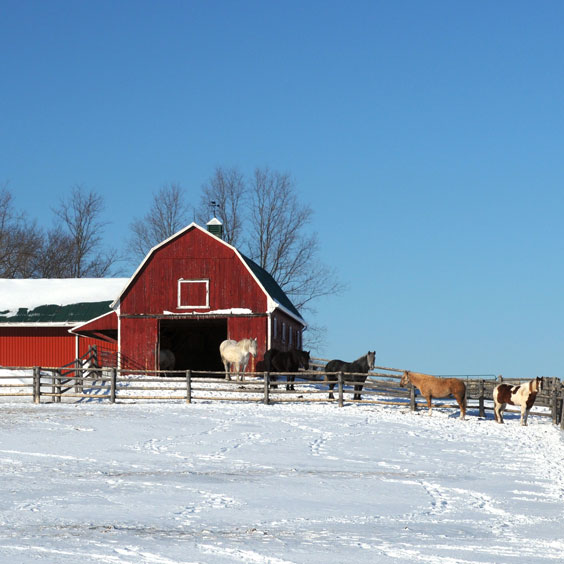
[0,184,116,279]
[0,167,345,327]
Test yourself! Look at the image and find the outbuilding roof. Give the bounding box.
[0,278,129,326]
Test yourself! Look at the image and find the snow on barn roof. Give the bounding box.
[0,278,129,325]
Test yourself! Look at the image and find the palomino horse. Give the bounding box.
[493,377,544,426]
[219,338,258,381]
[325,351,376,401]
[263,348,310,391]
[400,371,466,420]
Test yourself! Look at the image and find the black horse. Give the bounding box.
[325,351,376,401]
[264,348,310,391]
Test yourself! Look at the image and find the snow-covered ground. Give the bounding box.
[1,379,563,563]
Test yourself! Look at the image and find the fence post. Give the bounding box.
[478,380,485,418]
[551,378,558,425]
[560,386,564,430]
[558,380,563,426]
[33,367,41,404]
[110,368,116,404]
[55,373,62,403]
[186,370,192,404]
[264,372,270,405]
[410,384,417,411]
[338,372,344,407]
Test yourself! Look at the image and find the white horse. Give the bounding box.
[493,377,544,425]
[219,338,258,381]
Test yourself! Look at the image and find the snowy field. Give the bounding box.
[1,382,564,563]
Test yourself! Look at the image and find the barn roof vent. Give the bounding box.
[206,217,223,239]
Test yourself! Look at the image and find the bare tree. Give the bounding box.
[246,167,345,314]
[33,230,75,278]
[0,185,44,278]
[128,183,192,263]
[197,166,247,246]
[52,184,118,277]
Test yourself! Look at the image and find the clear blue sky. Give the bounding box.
[2,0,563,378]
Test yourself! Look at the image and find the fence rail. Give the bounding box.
[1,365,563,428]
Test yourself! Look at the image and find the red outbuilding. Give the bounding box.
[0,278,126,367]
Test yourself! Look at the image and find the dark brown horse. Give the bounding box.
[325,351,375,401]
[263,348,310,390]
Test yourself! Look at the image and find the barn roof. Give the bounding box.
[240,254,302,320]
[0,278,129,326]
[112,222,306,325]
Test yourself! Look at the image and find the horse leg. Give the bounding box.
[353,384,362,401]
[286,374,295,392]
[328,380,335,400]
[426,395,433,416]
[521,405,529,426]
[456,394,466,420]
[494,402,504,424]
[223,361,231,381]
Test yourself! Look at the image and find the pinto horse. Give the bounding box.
[493,377,544,426]
[219,338,258,381]
[263,348,310,391]
[325,351,376,401]
[400,371,466,420]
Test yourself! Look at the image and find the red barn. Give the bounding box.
[74,221,306,372]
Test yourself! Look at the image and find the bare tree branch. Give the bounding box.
[52,184,118,277]
[129,183,192,263]
[0,185,44,278]
[246,167,346,314]
[197,166,247,246]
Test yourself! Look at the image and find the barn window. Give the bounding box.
[272,317,278,339]
[282,322,287,343]
[178,279,209,309]
[289,326,294,346]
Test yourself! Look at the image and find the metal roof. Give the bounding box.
[240,254,303,321]
[0,278,128,326]
[0,301,114,326]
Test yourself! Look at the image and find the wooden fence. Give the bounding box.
[1,363,563,429]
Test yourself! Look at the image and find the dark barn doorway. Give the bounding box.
[159,318,227,372]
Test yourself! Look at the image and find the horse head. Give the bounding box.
[534,376,544,393]
[367,351,376,370]
[249,338,258,357]
[400,371,410,387]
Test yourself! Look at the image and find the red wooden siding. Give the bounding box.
[0,328,116,368]
[119,317,159,371]
[226,316,268,369]
[119,228,267,316]
[0,328,74,367]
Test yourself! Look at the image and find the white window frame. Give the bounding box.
[177,279,210,309]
